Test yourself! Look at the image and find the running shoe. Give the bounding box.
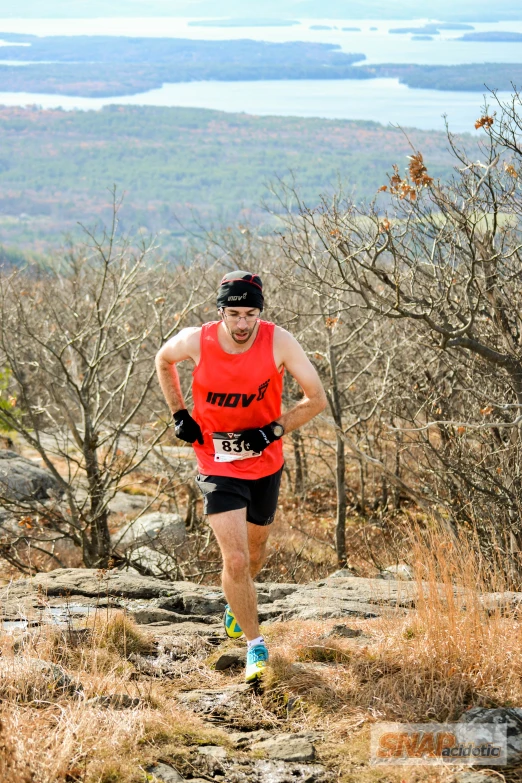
[245,642,269,683]
[223,604,243,639]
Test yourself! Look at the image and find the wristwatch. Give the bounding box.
[271,422,285,439]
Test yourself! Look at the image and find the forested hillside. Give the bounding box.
[0,105,459,253]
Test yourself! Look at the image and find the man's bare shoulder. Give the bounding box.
[157,325,202,364]
[273,324,300,348]
[273,325,302,368]
[180,325,203,345]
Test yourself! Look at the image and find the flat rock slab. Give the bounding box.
[251,734,316,762]
[3,568,520,628]
[197,745,227,758]
[148,622,223,637]
[177,684,251,716]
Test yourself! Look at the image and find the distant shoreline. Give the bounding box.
[187,19,300,28]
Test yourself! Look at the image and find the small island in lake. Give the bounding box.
[458,31,522,41]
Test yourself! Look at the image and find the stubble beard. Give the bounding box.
[225,322,257,344]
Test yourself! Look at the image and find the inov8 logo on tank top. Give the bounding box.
[206,379,270,408]
[191,321,284,480]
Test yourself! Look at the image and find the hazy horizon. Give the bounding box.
[0,0,521,21]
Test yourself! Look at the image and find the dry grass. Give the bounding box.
[0,611,229,783]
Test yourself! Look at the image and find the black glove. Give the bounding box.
[235,422,283,454]
[173,409,204,445]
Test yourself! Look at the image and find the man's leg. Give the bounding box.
[247,522,271,579]
[209,507,261,641]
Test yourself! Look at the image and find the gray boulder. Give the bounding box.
[125,545,174,576]
[107,491,150,516]
[459,707,522,766]
[214,650,247,670]
[115,512,186,550]
[0,450,62,501]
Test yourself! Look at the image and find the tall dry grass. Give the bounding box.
[0,611,226,783]
[264,522,522,726]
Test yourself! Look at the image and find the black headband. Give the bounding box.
[217,270,264,311]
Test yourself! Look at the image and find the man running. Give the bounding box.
[155,271,327,682]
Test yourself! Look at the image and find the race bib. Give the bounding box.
[212,431,261,463]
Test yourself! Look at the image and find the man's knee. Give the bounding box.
[223,550,250,580]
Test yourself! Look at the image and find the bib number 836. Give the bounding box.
[221,439,243,453]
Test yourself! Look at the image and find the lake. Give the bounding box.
[0,78,509,133]
[0,16,519,131]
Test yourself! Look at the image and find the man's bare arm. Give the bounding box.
[155,327,200,414]
[275,328,327,434]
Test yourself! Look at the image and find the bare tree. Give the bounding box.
[275,92,522,580]
[0,197,209,569]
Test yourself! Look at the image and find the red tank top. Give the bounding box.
[191,320,284,479]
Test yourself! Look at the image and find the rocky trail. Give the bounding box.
[0,568,416,782]
[2,569,522,782]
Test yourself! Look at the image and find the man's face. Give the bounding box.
[221,307,260,344]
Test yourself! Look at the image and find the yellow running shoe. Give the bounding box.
[223,604,243,639]
[245,643,269,683]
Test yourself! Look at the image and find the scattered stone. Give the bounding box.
[30,660,82,695]
[0,450,63,501]
[12,631,32,653]
[228,729,272,748]
[329,568,357,578]
[146,762,185,783]
[452,772,499,783]
[116,512,185,550]
[255,584,298,603]
[251,734,316,762]
[255,760,332,782]
[1,658,83,699]
[214,650,247,670]
[197,745,227,759]
[459,707,522,766]
[86,693,142,709]
[325,624,362,638]
[379,563,413,580]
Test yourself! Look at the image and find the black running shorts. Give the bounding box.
[195,466,283,526]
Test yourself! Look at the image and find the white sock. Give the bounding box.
[247,635,265,649]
